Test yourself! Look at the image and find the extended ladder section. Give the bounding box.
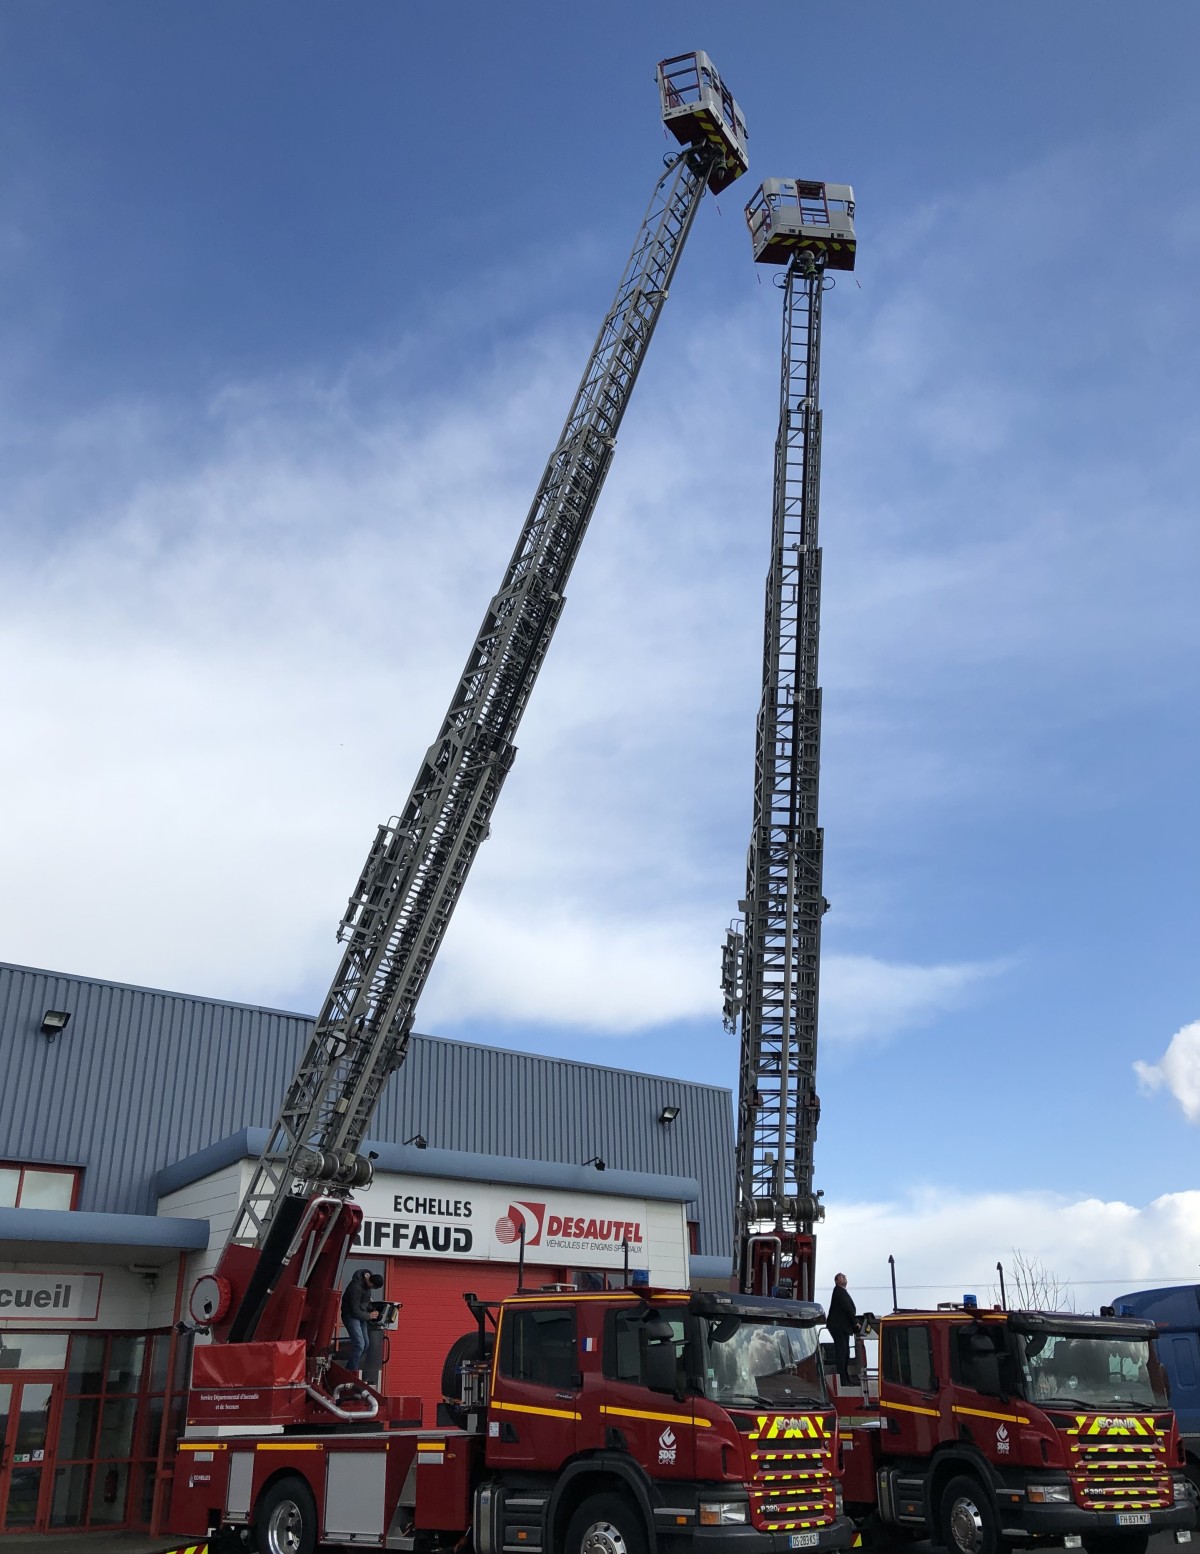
[215,54,748,1346]
[723,180,856,1300]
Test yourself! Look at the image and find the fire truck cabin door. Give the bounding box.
[487,1303,581,1472]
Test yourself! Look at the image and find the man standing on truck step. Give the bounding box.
[341,1268,384,1375]
[828,1272,857,1384]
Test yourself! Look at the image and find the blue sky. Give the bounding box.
[2,2,1199,1300]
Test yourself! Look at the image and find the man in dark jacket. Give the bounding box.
[341,1268,384,1375]
[827,1272,857,1384]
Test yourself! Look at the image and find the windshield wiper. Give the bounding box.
[1035,1396,1089,1408]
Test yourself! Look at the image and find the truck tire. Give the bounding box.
[940,1475,1005,1554]
[1083,1536,1150,1554]
[441,1329,496,1401]
[565,1492,649,1554]
[255,1474,319,1554]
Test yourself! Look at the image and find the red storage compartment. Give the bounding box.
[187,1339,309,1426]
[192,1339,306,1387]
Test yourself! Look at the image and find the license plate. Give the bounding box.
[1117,1514,1151,1527]
[790,1536,820,1549]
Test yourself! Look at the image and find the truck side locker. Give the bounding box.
[225,1451,253,1521]
[877,1466,930,1530]
[326,1451,388,1544]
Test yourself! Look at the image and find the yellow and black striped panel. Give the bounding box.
[1070,1434,1172,1511]
[748,1428,838,1533]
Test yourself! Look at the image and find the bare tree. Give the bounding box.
[994,1249,1076,1312]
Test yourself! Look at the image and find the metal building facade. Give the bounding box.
[0,960,734,1257]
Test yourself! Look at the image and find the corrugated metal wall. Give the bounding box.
[0,961,734,1256]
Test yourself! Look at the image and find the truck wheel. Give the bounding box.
[940,1475,1005,1554]
[255,1474,318,1554]
[565,1492,648,1554]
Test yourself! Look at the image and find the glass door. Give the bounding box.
[0,1374,61,1531]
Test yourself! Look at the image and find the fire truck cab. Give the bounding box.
[837,1307,1195,1554]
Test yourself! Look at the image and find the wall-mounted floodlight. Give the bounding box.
[582,1155,606,1172]
[658,1105,680,1125]
[404,1134,428,1149]
[40,1009,71,1042]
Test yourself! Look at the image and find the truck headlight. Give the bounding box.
[699,1502,749,1526]
[1028,1485,1073,1504]
[1174,1477,1191,1503]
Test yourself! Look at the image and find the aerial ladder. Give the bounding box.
[185,52,749,1429]
[721,179,856,1302]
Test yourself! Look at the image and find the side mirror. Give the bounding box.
[644,1343,678,1394]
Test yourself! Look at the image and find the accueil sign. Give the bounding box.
[352,1176,650,1269]
[0,1271,102,1321]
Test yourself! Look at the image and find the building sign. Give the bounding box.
[352,1175,649,1269]
[0,1271,102,1321]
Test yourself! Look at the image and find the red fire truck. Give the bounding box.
[835,1304,1195,1554]
[172,1286,852,1554]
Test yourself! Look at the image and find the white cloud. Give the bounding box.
[821,1187,1200,1309]
[423,902,993,1040]
[423,907,713,1034]
[1134,1022,1200,1121]
[819,954,1005,1043]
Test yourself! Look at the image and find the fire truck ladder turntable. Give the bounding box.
[199,53,750,1353]
[722,179,856,1301]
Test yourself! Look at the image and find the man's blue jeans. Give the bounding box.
[345,1316,369,1373]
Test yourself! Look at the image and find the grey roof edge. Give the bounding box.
[365,1141,702,1203]
[158,1131,700,1205]
[1,960,731,1096]
[690,1255,734,1281]
[155,1127,270,1198]
[0,1206,209,1250]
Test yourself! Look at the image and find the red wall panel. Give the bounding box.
[382,1259,559,1422]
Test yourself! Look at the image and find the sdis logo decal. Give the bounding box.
[658,1425,677,1465]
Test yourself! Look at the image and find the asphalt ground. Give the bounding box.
[0,1530,1188,1553]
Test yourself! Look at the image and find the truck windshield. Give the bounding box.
[1017,1331,1169,1410]
[700,1318,826,1408]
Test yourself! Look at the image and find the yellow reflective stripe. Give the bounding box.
[881,1312,1008,1321]
[177,1442,225,1451]
[599,1404,711,1428]
[504,1291,646,1301]
[952,1405,1030,1425]
[258,1442,323,1450]
[491,1399,581,1422]
[880,1399,940,1418]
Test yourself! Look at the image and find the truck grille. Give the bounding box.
[748,1438,837,1532]
[1070,1436,1173,1512]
